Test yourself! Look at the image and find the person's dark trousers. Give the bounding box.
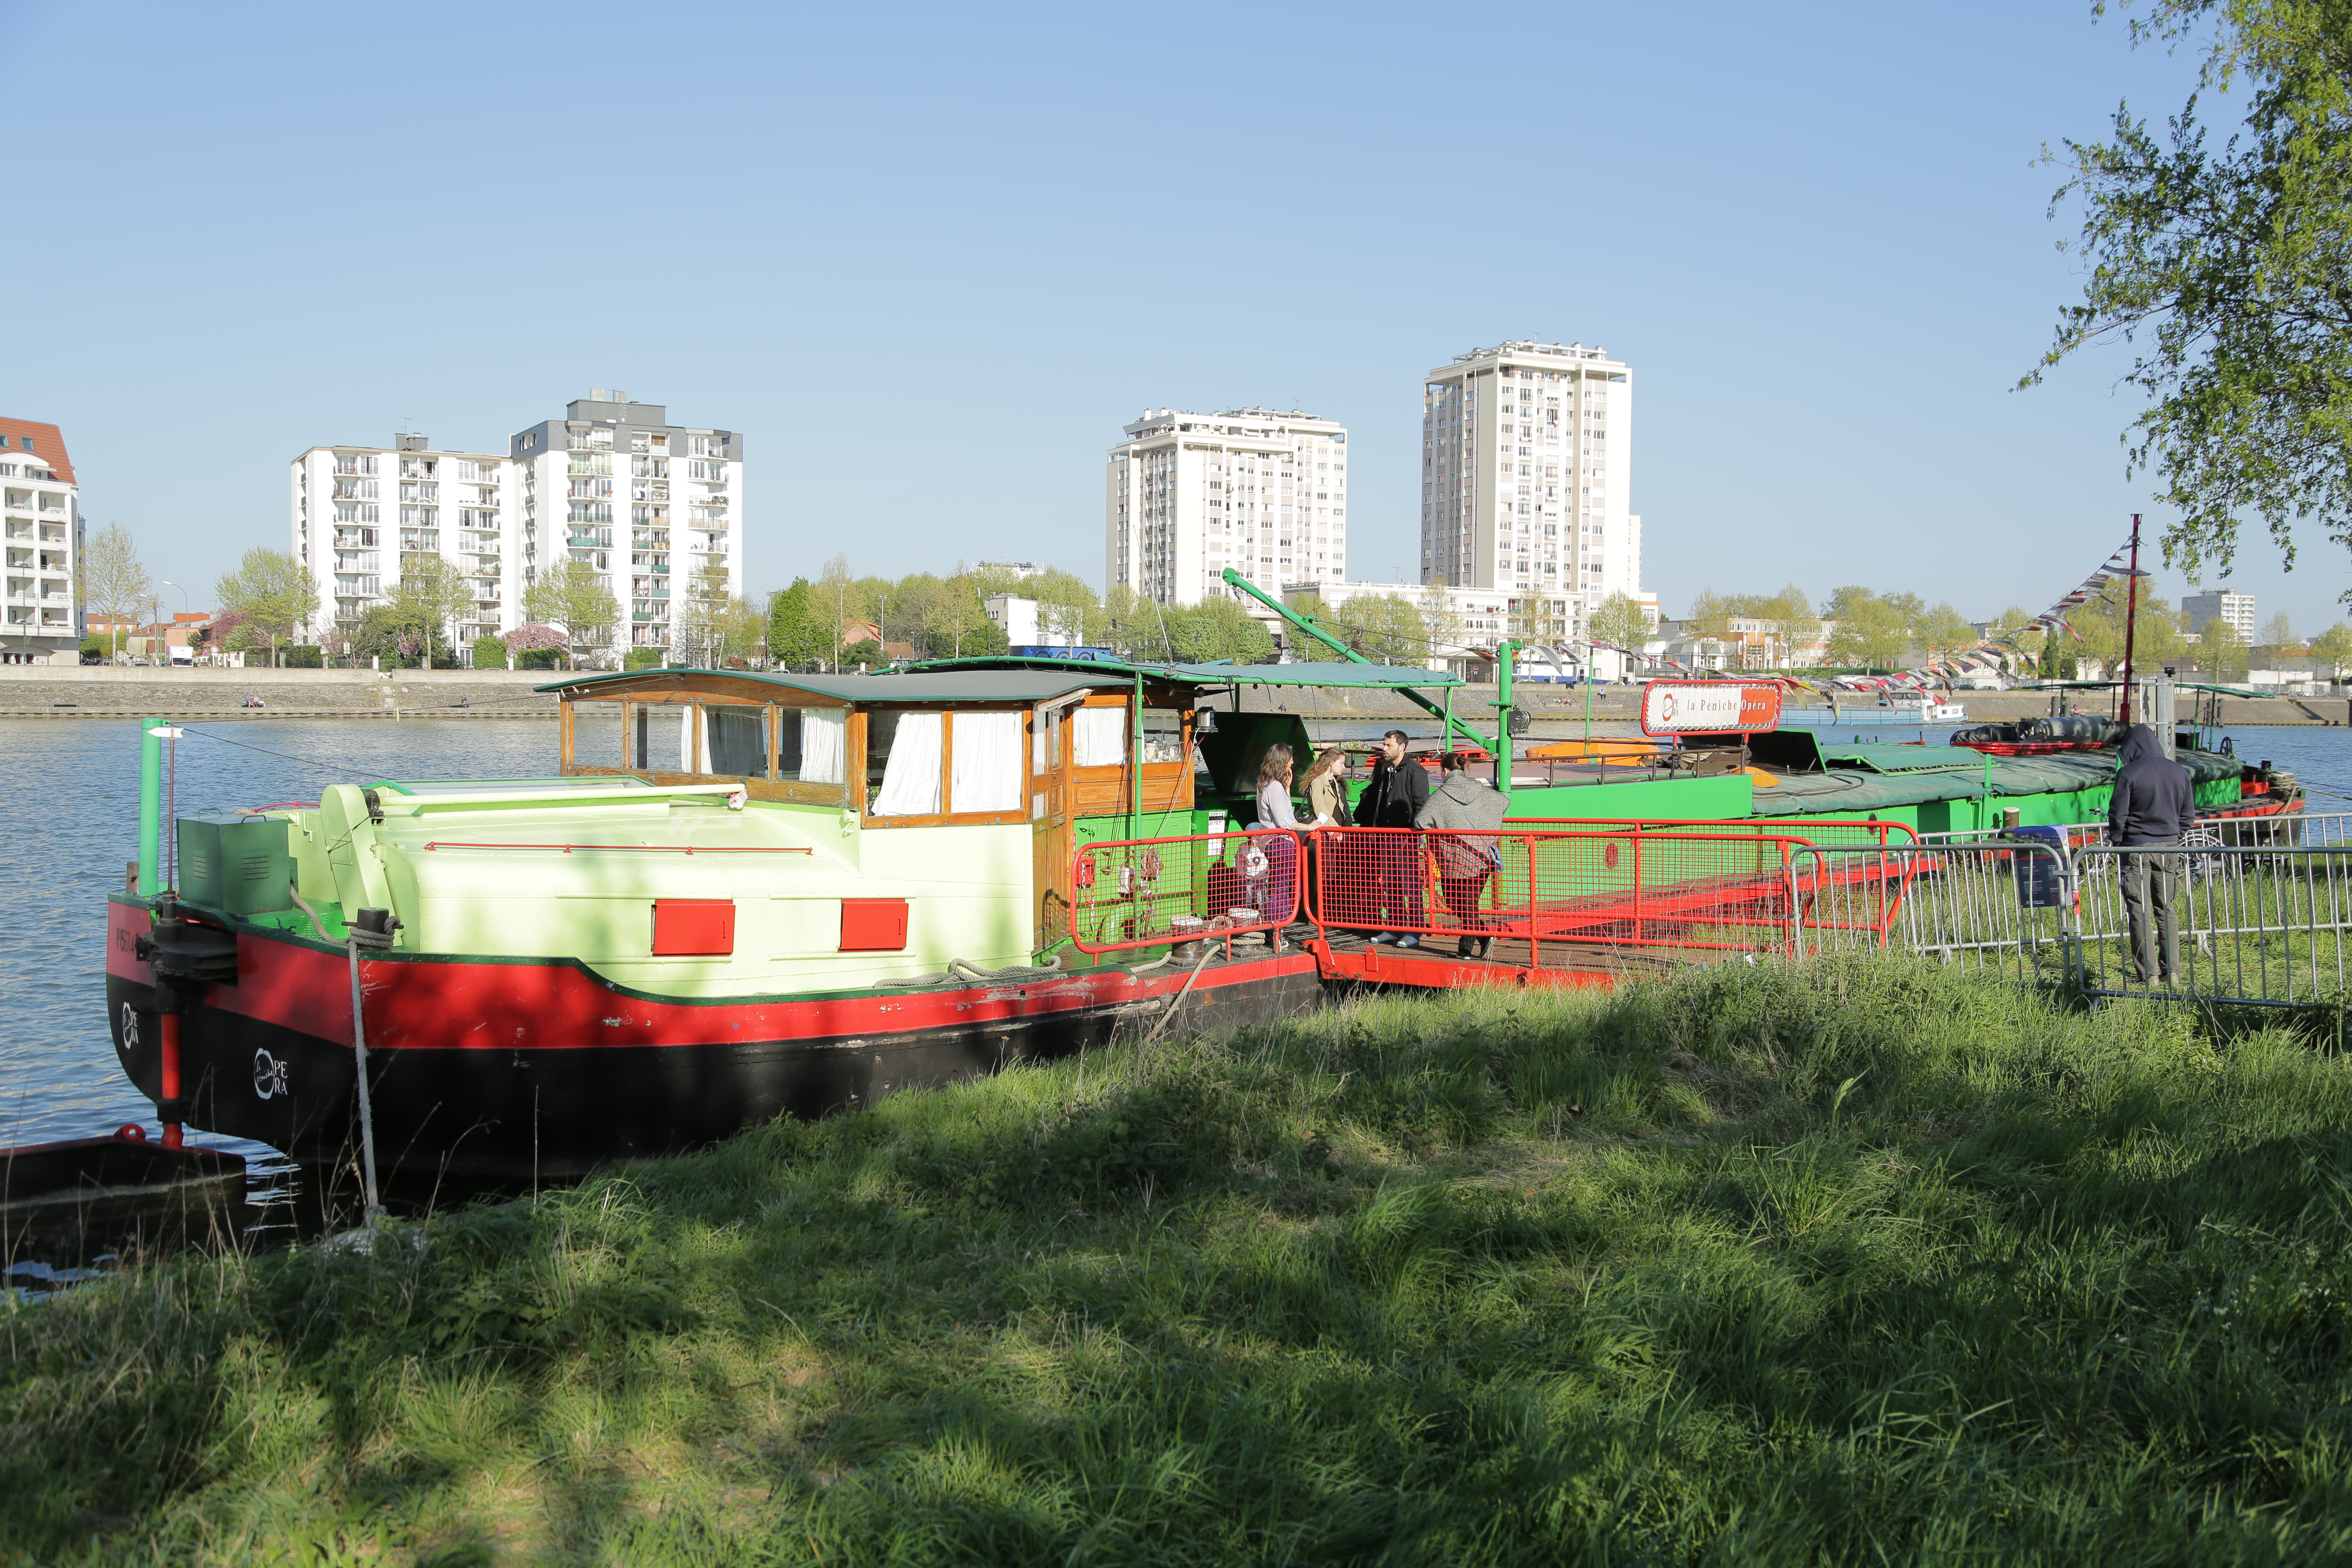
[1438,867,1494,949]
[1377,833,1425,933]
[2120,842,2181,985]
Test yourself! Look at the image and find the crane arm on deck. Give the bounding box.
[1217,568,1500,758]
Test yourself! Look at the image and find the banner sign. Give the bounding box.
[1639,681,1784,736]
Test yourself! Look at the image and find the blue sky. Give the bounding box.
[7,0,2333,633]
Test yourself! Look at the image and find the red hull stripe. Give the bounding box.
[108,901,1314,1052]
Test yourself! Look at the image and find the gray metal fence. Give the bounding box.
[1806,819,2352,1007]
[1794,842,2075,987]
[2073,842,2352,1004]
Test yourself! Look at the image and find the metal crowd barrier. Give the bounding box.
[1071,813,2352,1007]
[1793,842,2076,988]
[2073,842,2352,1004]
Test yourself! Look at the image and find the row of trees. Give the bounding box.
[79,523,777,670]
[1675,579,2352,680]
[765,558,1284,670]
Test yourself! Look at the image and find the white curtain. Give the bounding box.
[1073,706,1126,768]
[679,706,700,772]
[801,710,846,784]
[871,711,942,815]
[951,711,1022,813]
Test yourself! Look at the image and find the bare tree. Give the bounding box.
[78,522,152,661]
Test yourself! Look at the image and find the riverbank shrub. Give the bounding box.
[7,956,2352,1563]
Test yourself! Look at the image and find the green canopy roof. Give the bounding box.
[1818,744,1989,774]
[535,667,1107,704]
[896,655,1463,689]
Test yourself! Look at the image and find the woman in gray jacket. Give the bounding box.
[1414,752,1509,958]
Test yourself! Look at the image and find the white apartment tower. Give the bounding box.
[509,392,744,659]
[1421,341,1641,629]
[2180,589,2256,643]
[290,391,744,665]
[1107,407,1348,606]
[1,418,82,661]
[291,437,514,651]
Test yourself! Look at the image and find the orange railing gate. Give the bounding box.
[1069,822,1922,985]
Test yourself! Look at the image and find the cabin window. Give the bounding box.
[575,701,624,767]
[1032,707,1061,771]
[705,707,767,778]
[950,710,1022,812]
[1072,706,1125,768]
[869,710,944,815]
[1139,708,1184,765]
[776,708,846,784]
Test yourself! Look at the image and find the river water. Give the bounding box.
[8,716,2352,1164]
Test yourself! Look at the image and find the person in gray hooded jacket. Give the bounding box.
[2109,722,2194,985]
[1415,752,1510,958]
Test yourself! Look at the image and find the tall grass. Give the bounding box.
[9,957,2352,1564]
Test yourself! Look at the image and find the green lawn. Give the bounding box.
[9,958,2352,1565]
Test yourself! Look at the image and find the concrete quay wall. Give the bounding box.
[2,666,2343,728]
[0,666,559,719]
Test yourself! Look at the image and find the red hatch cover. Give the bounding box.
[652,899,735,956]
[840,898,909,951]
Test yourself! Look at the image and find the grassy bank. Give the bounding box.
[9,960,2352,1564]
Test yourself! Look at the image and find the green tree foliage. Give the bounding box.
[347,603,453,667]
[1685,588,1736,642]
[521,559,621,670]
[1282,592,1425,664]
[1990,604,2048,673]
[2260,609,2301,654]
[470,632,507,670]
[2033,0,2352,596]
[1586,591,1651,655]
[2308,620,2352,675]
[78,521,151,661]
[214,546,318,669]
[767,579,830,669]
[1823,587,1915,671]
[1738,584,1822,665]
[2072,580,2186,675]
[2200,615,2249,679]
[1166,598,1276,663]
[678,558,766,666]
[1914,601,1978,663]
[390,553,473,671]
[1023,569,1100,649]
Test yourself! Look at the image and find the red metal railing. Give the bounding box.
[1310,826,1822,960]
[1069,830,1301,954]
[1069,824,1921,966]
[1505,815,1921,849]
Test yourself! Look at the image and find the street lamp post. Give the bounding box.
[159,580,191,667]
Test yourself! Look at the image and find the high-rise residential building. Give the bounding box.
[291,434,515,652]
[1,417,83,662]
[1107,407,1348,606]
[290,390,744,665]
[509,392,744,659]
[2181,589,2256,643]
[1420,341,1640,635]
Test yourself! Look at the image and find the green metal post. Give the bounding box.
[1582,637,1596,747]
[1214,567,1496,756]
[1496,642,1516,797]
[139,717,164,896]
